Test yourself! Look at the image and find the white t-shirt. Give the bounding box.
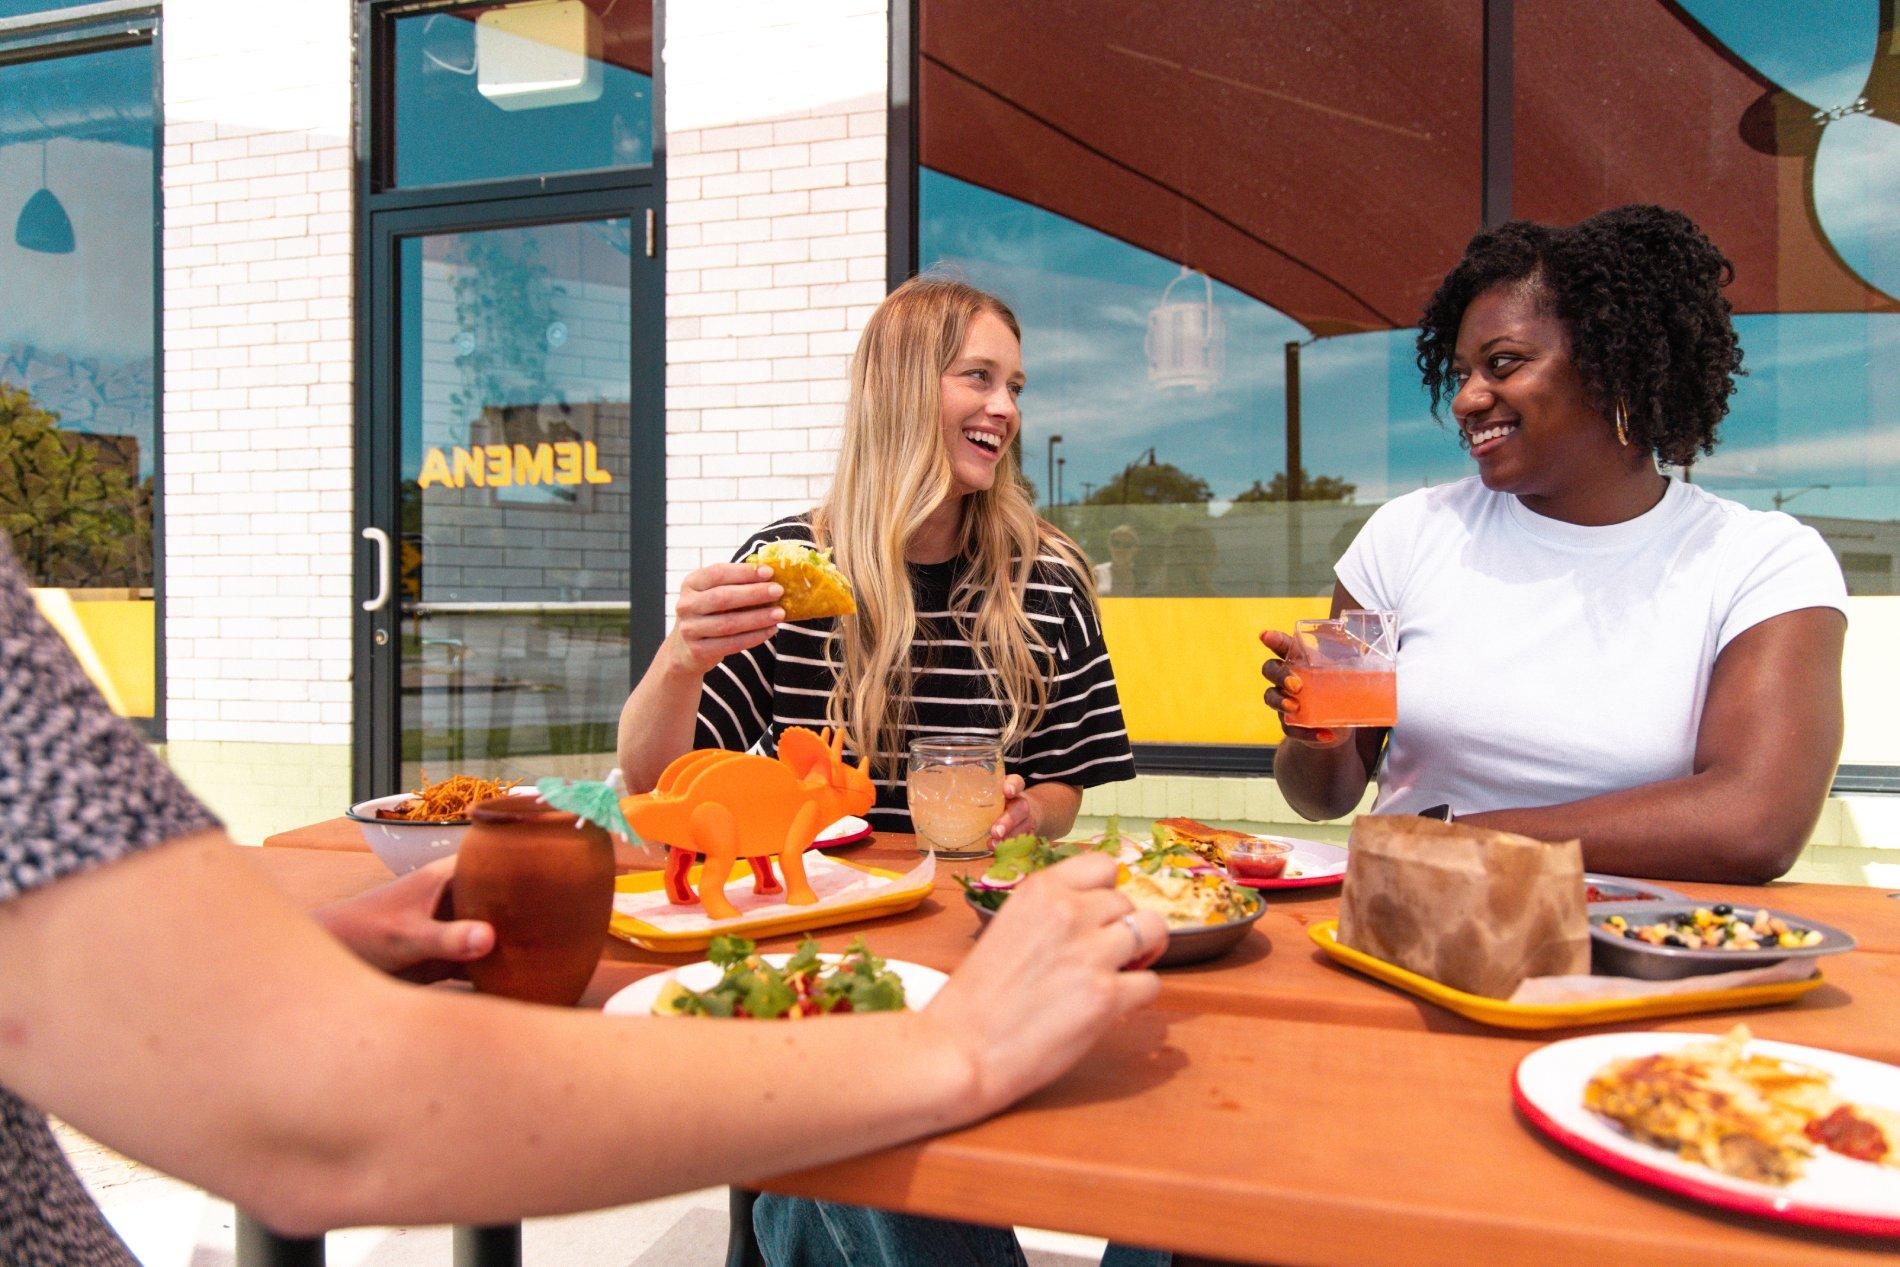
[1334,477,1848,817]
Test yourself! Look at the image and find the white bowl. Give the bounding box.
[346,793,472,874]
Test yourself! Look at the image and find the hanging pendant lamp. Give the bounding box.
[1145,265,1224,392]
[16,143,74,255]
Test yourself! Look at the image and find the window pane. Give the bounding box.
[1514,0,1899,764]
[1515,0,1897,581]
[386,0,652,190]
[918,1,1482,747]
[0,41,157,723]
[397,219,635,782]
[0,2,108,16]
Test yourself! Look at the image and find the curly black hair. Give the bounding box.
[1415,205,1743,466]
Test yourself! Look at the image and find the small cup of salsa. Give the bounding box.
[1224,836,1291,884]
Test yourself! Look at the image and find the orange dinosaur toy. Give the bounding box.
[620,727,876,921]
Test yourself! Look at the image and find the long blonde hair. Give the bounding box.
[815,276,1091,774]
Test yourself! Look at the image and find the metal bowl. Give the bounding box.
[963,889,1265,968]
[1588,900,1856,980]
[1582,873,1686,904]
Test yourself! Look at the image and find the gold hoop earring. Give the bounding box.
[1614,400,1631,448]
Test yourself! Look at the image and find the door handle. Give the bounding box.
[361,527,392,613]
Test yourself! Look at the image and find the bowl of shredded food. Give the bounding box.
[346,773,525,874]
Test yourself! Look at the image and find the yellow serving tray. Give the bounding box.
[610,858,932,953]
[1308,920,1824,1030]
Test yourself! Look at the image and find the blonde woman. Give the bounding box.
[618,275,1136,842]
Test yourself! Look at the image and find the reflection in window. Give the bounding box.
[1514,0,1899,597]
[0,40,157,723]
[387,0,652,189]
[397,220,634,780]
[917,0,1896,756]
[918,2,1481,746]
[0,1,105,15]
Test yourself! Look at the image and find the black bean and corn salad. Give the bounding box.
[1600,905,1825,951]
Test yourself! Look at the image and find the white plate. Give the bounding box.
[813,815,872,848]
[602,953,948,1017]
[1231,836,1349,889]
[1514,1031,1900,1235]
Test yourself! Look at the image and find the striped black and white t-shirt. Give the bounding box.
[694,516,1137,832]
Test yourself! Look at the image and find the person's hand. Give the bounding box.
[988,773,1033,840]
[666,562,787,675]
[1258,629,1353,749]
[311,857,494,984]
[920,852,1166,1118]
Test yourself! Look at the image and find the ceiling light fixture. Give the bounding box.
[16,143,74,255]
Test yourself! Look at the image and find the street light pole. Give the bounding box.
[1046,434,1064,511]
[1057,456,1066,506]
[1772,484,1832,511]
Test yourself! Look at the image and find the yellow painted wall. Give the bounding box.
[28,592,155,719]
[1100,596,1330,745]
[1102,594,1900,763]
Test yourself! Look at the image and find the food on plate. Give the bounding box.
[376,772,522,821]
[1158,817,1300,881]
[744,540,856,620]
[1583,1026,1899,1184]
[960,829,1260,930]
[1119,864,1258,928]
[1600,905,1825,951]
[959,832,1117,902]
[650,934,905,1018]
[1583,885,1621,903]
[1806,1103,1900,1165]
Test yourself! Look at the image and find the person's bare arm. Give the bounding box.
[618,563,784,790]
[1261,582,1389,821]
[0,833,1161,1236]
[1459,608,1845,883]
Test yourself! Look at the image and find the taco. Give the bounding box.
[746,540,857,621]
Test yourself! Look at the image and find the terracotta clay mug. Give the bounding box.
[452,794,616,1006]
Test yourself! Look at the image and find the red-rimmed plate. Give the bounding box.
[1514,1031,1900,1237]
[811,815,872,849]
[1229,837,1348,890]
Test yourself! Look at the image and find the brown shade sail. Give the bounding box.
[919,0,1893,337]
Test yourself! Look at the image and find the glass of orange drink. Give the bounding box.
[1289,610,1397,729]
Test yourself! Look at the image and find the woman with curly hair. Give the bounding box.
[1261,205,1847,883]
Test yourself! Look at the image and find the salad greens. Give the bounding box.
[955,828,1122,911]
[654,935,906,1018]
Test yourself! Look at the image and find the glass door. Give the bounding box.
[360,193,662,793]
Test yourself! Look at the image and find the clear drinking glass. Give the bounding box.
[1289,609,1399,729]
[906,736,1005,860]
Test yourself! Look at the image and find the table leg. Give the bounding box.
[235,1211,323,1266]
[452,1223,522,1267]
[725,1188,765,1267]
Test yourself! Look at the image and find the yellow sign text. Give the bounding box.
[416,441,614,490]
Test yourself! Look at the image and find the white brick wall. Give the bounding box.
[160,0,354,745]
[663,0,888,601]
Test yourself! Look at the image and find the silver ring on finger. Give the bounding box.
[1120,912,1144,960]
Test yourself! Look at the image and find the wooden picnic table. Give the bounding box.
[256,823,1900,1264]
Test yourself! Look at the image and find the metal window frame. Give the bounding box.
[888,0,1896,797]
[0,3,165,742]
[351,0,666,799]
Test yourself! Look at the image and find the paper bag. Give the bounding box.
[1338,816,1588,998]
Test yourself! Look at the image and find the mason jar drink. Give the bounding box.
[906,735,1004,860]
